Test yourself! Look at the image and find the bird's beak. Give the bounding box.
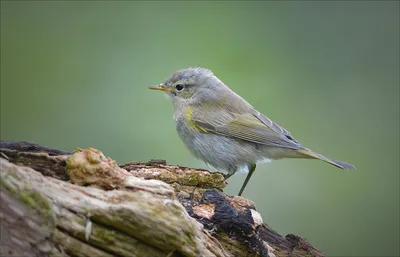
[148,84,172,93]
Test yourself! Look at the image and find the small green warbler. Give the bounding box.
[149,67,355,196]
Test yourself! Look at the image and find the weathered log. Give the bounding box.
[0,141,324,257]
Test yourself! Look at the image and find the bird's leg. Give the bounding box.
[223,172,235,180]
[223,168,236,180]
[238,164,257,196]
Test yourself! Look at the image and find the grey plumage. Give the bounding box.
[149,67,355,196]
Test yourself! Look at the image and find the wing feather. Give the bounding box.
[190,105,301,149]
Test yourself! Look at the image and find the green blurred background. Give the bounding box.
[1,1,399,256]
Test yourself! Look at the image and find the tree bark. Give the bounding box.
[0,141,324,257]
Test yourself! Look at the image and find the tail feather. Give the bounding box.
[296,148,356,170]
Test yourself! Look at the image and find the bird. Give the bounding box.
[149,67,355,196]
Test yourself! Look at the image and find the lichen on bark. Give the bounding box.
[0,141,324,257]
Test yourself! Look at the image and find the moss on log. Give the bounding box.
[0,141,324,257]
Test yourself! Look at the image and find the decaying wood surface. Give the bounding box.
[0,141,324,257]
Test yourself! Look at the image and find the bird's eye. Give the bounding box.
[175,84,184,91]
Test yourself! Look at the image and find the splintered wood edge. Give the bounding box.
[0,141,324,257]
[121,161,227,189]
[0,158,229,257]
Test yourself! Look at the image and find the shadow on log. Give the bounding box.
[0,141,324,257]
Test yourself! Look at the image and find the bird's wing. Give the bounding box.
[252,110,299,144]
[189,105,301,149]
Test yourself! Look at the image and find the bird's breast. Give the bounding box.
[174,114,266,173]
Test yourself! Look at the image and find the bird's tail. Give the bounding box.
[296,148,356,170]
